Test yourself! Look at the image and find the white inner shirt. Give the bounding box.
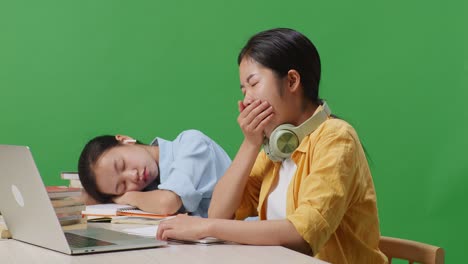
[266,158,297,220]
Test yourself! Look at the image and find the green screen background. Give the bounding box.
[1,1,465,262]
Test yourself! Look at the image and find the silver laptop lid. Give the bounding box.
[0,145,72,254]
[0,145,168,255]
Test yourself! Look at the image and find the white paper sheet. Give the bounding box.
[123,225,158,237]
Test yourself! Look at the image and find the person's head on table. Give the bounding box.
[78,135,159,203]
[156,28,387,264]
[77,130,231,217]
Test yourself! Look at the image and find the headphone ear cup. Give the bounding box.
[263,137,277,162]
[266,124,299,161]
[263,102,332,162]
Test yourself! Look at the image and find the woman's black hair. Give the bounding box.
[78,135,120,203]
[238,28,322,106]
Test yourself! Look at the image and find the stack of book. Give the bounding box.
[46,186,87,230]
[60,172,82,188]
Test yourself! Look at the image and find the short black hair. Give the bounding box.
[78,135,119,203]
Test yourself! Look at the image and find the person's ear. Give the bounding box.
[286,69,301,93]
[115,135,136,144]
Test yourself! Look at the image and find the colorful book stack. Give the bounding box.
[46,186,87,230]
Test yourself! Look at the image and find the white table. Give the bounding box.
[0,222,328,264]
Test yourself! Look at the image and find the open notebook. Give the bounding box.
[82,204,173,219]
[83,204,225,244]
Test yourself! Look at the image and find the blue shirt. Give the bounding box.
[149,130,231,217]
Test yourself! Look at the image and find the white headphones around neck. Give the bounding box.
[263,101,332,162]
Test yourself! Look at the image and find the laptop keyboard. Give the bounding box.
[65,232,116,248]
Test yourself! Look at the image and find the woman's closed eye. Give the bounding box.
[114,159,125,173]
[120,159,126,172]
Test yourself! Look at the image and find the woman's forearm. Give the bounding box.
[127,190,182,215]
[208,140,260,219]
[207,218,311,255]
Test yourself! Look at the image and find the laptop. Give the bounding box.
[0,145,167,255]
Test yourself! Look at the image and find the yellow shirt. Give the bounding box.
[235,118,388,264]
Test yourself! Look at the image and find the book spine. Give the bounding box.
[48,191,82,199]
[54,205,86,214]
[60,172,79,180]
